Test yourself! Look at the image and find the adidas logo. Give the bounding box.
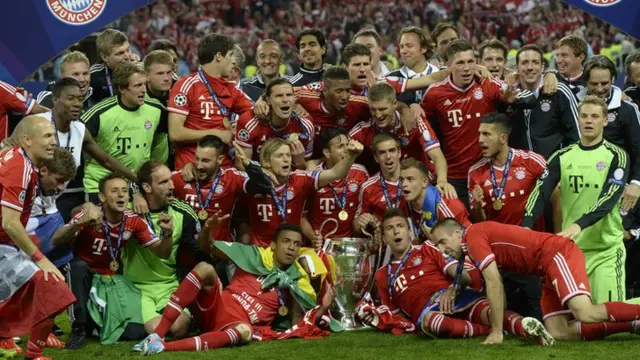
[198,95,207,100]
[444,99,452,106]
[114,126,121,132]
[184,183,192,189]
[567,164,573,170]
[484,180,491,187]
[579,283,586,289]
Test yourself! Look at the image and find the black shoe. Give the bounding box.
[52,324,63,337]
[64,328,86,350]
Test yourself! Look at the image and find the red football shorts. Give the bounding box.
[540,242,592,320]
[190,277,250,333]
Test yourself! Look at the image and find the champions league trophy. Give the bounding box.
[320,220,381,330]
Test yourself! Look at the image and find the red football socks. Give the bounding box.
[165,328,242,352]
[25,318,53,359]
[155,271,203,337]
[426,313,491,338]
[604,302,640,322]
[578,321,634,340]
[503,310,527,338]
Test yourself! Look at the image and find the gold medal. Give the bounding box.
[278,305,289,316]
[198,209,209,221]
[110,260,119,272]
[289,133,299,142]
[338,210,348,221]
[492,199,503,211]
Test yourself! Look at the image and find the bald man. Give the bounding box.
[0,116,77,358]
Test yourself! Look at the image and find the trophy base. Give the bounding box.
[331,311,370,331]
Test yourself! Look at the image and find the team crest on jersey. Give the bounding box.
[144,120,152,130]
[287,188,294,200]
[413,257,422,266]
[515,169,526,180]
[540,99,551,112]
[215,184,224,194]
[123,231,132,240]
[337,117,347,125]
[540,167,549,179]
[596,161,606,171]
[238,129,250,142]
[607,113,616,123]
[584,0,622,7]
[18,190,26,204]
[47,0,107,26]
[473,88,484,100]
[349,183,358,193]
[174,93,187,107]
[620,208,629,216]
[400,137,410,146]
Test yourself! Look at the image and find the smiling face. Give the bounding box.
[26,118,57,162]
[195,145,223,182]
[271,229,302,266]
[431,226,464,260]
[382,216,412,257]
[369,98,397,129]
[516,50,543,89]
[99,177,129,213]
[61,61,90,96]
[450,50,476,88]
[120,72,148,106]
[587,68,613,99]
[298,34,326,68]
[257,42,282,77]
[555,45,584,78]
[267,83,295,120]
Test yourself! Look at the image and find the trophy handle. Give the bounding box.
[318,218,339,256]
[360,228,383,295]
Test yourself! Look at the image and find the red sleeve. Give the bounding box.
[374,270,399,313]
[0,81,34,115]
[382,76,408,94]
[171,171,187,199]
[133,216,160,247]
[485,78,506,103]
[168,77,192,116]
[523,151,547,178]
[465,229,495,271]
[0,155,29,212]
[417,117,440,152]
[229,168,249,194]
[423,244,449,273]
[235,112,258,149]
[231,87,254,116]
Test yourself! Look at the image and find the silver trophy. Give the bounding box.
[324,225,380,330]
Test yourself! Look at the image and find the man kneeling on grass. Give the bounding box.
[134,222,335,355]
[357,208,554,345]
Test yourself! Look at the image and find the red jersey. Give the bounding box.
[301,76,407,96]
[0,147,38,244]
[0,82,35,141]
[421,77,507,179]
[294,87,370,137]
[172,167,248,242]
[168,71,253,170]
[306,163,369,238]
[235,110,315,161]
[408,195,471,231]
[374,244,468,323]
[246,170,319,247]
[225,268,283,325]
[349,112,440,174]
[468,149,546,230]
[356,173,407,221]
[463,221,569,275]
[69,210,159,275]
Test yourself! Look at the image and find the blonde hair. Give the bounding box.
[367,82,396,103]
[579,95,608,118]
[60,51,89,72]
[143,50,174,71]
[259,138,289,168]
[96,29,128,57]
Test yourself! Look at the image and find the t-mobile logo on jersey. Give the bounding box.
[319,198,336,214]
[200,101,220,120]
[394,274,409,294]
[447,109,463,127]
[257,204,273,221]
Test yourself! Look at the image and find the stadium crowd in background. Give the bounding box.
[3,0,640,359]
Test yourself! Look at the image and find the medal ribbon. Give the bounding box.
[198,68,228,117]
[450,228,468,299]
[102,209,127,265]
[324,163,347,211]
[105,67,114,97]
[379,174,402,209]
[270,179,289,221]
[290,112,310,140]
[22,150,44,201]
[194,168,221,211]
[489,148,513,205]
[144,213,165,239]
[387,248,413,299]
[50,115,72,149]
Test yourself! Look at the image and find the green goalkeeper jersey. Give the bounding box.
[523,140,629,251]
[121,200,201,287]
[81,96,166,193]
